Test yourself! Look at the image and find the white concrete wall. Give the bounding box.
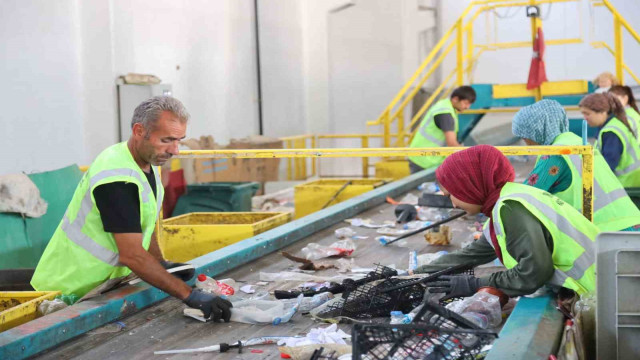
[2,0,259,175]
[4,0,640,176]
[1,0,85,175]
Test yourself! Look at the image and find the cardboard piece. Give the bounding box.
[181,135,282,183]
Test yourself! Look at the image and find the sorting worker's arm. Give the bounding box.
[480,201,555,297]
[444,131,461,147]
[414,237,497,274]
[599,132,624,171]
[434,113,461,147]
[148,231,164,261]
[114,233,192,300]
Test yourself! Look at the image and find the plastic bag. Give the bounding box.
[334,227,356,239]
[230,294,303,325]
[446,292,502,328]
[300,239,356,260]
[37,299,68,316]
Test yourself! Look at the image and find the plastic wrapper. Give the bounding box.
[229,294,303,325]
[446,292,502,328]
[37,299,68,316]
[301,239,356,260]
[334,227,356,239]
[416,251,448,267]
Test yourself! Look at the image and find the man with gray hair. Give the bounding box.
[32,96,232,323]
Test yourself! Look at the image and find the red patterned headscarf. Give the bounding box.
[436,145,515,261]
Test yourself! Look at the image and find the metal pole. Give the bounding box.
[614,15,624,84]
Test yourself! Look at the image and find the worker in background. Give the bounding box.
[408,86,476,173]
[593,71,619,94]
[418,145,599,298]
[512,99,640,231]
[31,96,232,322]
[579,93,640,187]
[609,85,640,139]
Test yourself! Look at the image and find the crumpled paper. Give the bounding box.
[277,324,350,347]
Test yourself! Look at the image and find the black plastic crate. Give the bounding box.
[352,323,497,360]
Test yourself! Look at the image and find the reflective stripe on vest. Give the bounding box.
[492,192,595,287]
[418,104,452,146]
[563,154,629,210]
[61,168,158,266]
[603,123,640,176]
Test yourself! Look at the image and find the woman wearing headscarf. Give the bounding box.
[417,145,599,298]
[579,93,640,187]
[609,85,640,140]
[512,99,640,232]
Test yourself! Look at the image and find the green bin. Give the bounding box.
[172,182,259,216]
[626,188,640,210]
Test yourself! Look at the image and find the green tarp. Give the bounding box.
[0,165,82,269]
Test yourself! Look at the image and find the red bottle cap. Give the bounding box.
[197,274,207,282]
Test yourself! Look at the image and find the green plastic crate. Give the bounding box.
[172,182,259,216]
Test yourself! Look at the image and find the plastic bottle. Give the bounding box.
[462,312,489,329]
[408,251,418,272]
[195,274,221,295]
[285,292,333,313]
[390,311,405,325]
[400,304,423,324]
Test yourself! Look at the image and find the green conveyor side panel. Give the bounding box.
[0,164,82,269]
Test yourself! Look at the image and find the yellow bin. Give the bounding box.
[294,178,389,219]
[0,291,61,332]
[375,160,410,180]
[159,212,292,262]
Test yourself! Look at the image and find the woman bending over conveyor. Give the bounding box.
[609,85,640,140]
[511,99,640,232]
[417,145,599,298]
[579,93,640,187]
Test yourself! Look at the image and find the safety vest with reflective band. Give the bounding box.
[487,182,599,295]
[626,107,640,141]
[408,98,458,170]
[596,117,640,187]
[31,142,164,297]
[542,132,640,231]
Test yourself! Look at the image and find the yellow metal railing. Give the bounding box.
[366,0,640,149]
[367,0,585,148]
[176,145,594,221]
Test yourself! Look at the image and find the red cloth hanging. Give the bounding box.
[526,27,548,90]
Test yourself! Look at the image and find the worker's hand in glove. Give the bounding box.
[426,274,480,301]
[160,260,195,282]
[184,289,233,322]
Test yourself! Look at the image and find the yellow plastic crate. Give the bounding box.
[375,160,410,180]
[294,178,390,219]
[159,212,292,262]
[0,291,61,332]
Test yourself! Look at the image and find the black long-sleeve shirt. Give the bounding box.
[416,201,555,296]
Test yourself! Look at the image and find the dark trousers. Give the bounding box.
[409,160,424,174]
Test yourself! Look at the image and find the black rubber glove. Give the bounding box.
[184,289,233,322]
[426,274,481,301]
[160,260,195,282]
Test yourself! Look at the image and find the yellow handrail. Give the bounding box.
[367,0,640,145]
[177,145,594,221]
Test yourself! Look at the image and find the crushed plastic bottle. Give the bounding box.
[446,292,502,328]
[334,227,356,239]
[408,251,418,272]
[284,292,333,313]
[418,182,439,193]
[195,274,235,296]
[301,239,356,260]
[390,311,405,325]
